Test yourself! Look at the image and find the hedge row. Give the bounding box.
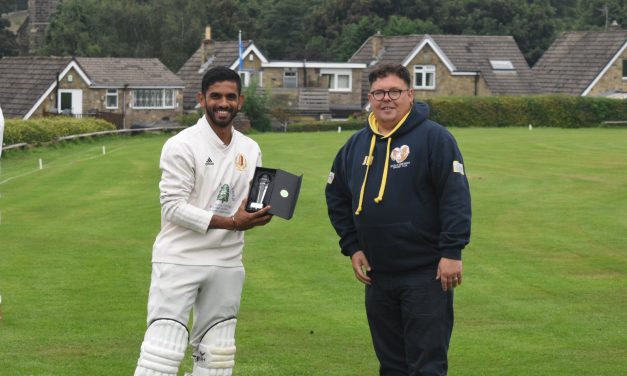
[425,95,626,128]
[3,117,117,145]
[285,96,626,131]
[3,96,624,146]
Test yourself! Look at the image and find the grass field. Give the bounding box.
[0,128,625,375]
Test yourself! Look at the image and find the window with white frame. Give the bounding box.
[132,89,176,109]
[283,70,298,88]
[320,69,352,91]
[106,89,118,109]
[623,60,627,78]
[414,65,435,89]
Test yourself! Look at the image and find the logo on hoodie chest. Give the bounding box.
[390,145,411,169]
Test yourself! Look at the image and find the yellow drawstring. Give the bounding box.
[355,134,377,215]
[374,137,391,203]
[355,110,411,215]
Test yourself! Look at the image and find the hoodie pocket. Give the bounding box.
[357,221,438,272]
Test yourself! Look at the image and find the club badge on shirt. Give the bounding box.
[453,160,465,175]
[235,153,247,171]
[390,145,411,169]
[211,183,236,214]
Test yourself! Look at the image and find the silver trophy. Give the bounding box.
[249,173,271,210]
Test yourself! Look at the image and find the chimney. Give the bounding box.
[372,31,383,59]
[201,26,213,63]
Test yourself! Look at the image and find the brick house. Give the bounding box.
[0,56,184,128]
[349,33,538,106]
[533,28,627,98]
[177,27,366,118]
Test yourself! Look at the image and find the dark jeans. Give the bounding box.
[365,270,454,376]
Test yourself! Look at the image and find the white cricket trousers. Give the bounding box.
[146,262,245,350]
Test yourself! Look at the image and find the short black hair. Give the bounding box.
[201,66,242,95]
[368,64,411,88]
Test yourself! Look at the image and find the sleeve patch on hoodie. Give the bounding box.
[453,161,465,175]
[327,171,335,184]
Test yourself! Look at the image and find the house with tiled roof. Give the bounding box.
[177,27,268,111]
[0,56,184,128]
[0,56,70,119]
[177,27,366,118]
[532,27,627,98]
[349,33,538,106]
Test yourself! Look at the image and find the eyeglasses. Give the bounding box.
[369,89,409,101]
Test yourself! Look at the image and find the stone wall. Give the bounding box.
[407,45,492,100]
[587,49,627,96]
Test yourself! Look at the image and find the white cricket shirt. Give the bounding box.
[152,116,261,266]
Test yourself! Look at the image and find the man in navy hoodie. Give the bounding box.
[325,64,471,376]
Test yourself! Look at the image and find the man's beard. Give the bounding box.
[205,103,238,128]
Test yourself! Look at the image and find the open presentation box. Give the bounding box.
[245,167,302,220]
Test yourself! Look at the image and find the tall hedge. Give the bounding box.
[3,117,116,145]
[282,95,626,132]
[425,95,627,128]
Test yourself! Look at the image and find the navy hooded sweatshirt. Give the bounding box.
[325,102,471,273]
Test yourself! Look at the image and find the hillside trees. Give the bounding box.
[0,1,19,58]
[39,0,626,71]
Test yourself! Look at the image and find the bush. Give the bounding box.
[176,110,202,127]
[242,80,272,132]
[4,117,116,145]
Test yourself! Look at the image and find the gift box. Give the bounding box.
[245,167,302,220]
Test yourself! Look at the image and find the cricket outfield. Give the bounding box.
[0,128,625,375]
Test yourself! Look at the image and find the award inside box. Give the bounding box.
[245,167,302,220]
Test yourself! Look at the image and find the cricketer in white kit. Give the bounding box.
[134,67,273,376]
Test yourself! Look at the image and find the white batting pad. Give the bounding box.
[193,318,237,376]
[135,319,189,376]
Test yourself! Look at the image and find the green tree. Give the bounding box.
[36,0,624,74]
[43,0,102,56]
[576,0,626,30]
[1,0,28,12]
[383,15,441,35]
[511,0,559,65]
[0,18,19,58]
[330,15,385,61]
[242,80,271,132]
[258,0,311,59]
